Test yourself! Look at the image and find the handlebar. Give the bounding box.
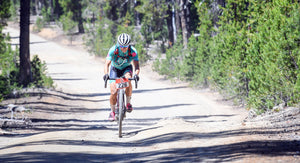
[104,77,138,89]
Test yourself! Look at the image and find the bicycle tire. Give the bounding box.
[118,90,125,138]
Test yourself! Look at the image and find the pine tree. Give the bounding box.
[246,0,300,110]
[59,0,85,33]
[183,0,213,87]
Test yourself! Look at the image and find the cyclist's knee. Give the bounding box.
[124,72,132,79]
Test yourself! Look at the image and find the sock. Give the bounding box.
[126,96,131,104]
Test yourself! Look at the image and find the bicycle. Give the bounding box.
[104,76,138,138]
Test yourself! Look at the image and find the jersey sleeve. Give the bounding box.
[131,46,139,61]
[106,45,116,61]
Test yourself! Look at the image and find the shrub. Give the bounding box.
[84,18,113,56]
[33,17,44,32]
[31,55,53,88]
[153,0,300,112]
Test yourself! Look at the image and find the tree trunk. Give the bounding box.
[35,0,40,15]
[172,0,177,44]
[53,0,63,19]
[20,0,32,87]
[76,1,84,33]
[107,0,118,21]
[180,0,188,49]
[49,0,54,16]
[120,0,128,20]
[31,0,36,15]
[175,0,181,43]
[212,0,225,29]
[185,0,191,38]
[167,2,174,47]
[134,0,141,25]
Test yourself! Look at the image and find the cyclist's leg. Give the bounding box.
[110,84,117,110]
[123,65,133,112]
[125,76,132,97]
[124,65,133,98]
[108,66,119,120]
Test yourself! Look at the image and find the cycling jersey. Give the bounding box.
[106,44,139,70]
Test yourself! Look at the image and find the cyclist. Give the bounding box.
[103,33,140,121]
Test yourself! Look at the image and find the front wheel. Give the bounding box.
[117,90,125,138]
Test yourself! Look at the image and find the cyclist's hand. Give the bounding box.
[134,74,139,81]
[103,74,109,81]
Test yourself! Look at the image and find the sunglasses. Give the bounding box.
[120,45,129,48]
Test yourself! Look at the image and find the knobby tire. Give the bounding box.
[118,90,124,138]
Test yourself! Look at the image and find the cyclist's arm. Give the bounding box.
[104,59,111,75]
[130,46,140,75]
[133,60,140,75]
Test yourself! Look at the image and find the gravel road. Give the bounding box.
[1,27,299,163]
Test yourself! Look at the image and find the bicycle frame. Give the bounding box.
[104,76,138,138]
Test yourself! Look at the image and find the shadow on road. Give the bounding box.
[9,41,48,46]
[0,132,299,162]
[134,104,194,110]
[47,86,188,98]
[51,78,87,81]
[2,86,299,162]
[22,91,106,102]
[14,85,188,103]
[132,86,188,94]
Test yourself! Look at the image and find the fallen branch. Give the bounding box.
[0,118,32,128]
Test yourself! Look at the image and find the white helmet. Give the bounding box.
[117,33,131,46]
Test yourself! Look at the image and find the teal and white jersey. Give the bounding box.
[106,44,139,70]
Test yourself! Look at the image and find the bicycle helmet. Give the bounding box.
[117,33,131,46]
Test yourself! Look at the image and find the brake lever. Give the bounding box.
[104,77,109,88]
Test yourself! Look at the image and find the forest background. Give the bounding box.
[0,0,299,114]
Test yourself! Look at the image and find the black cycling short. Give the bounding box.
[109,65,133,78]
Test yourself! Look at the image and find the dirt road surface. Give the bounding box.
[1,27,299,162]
